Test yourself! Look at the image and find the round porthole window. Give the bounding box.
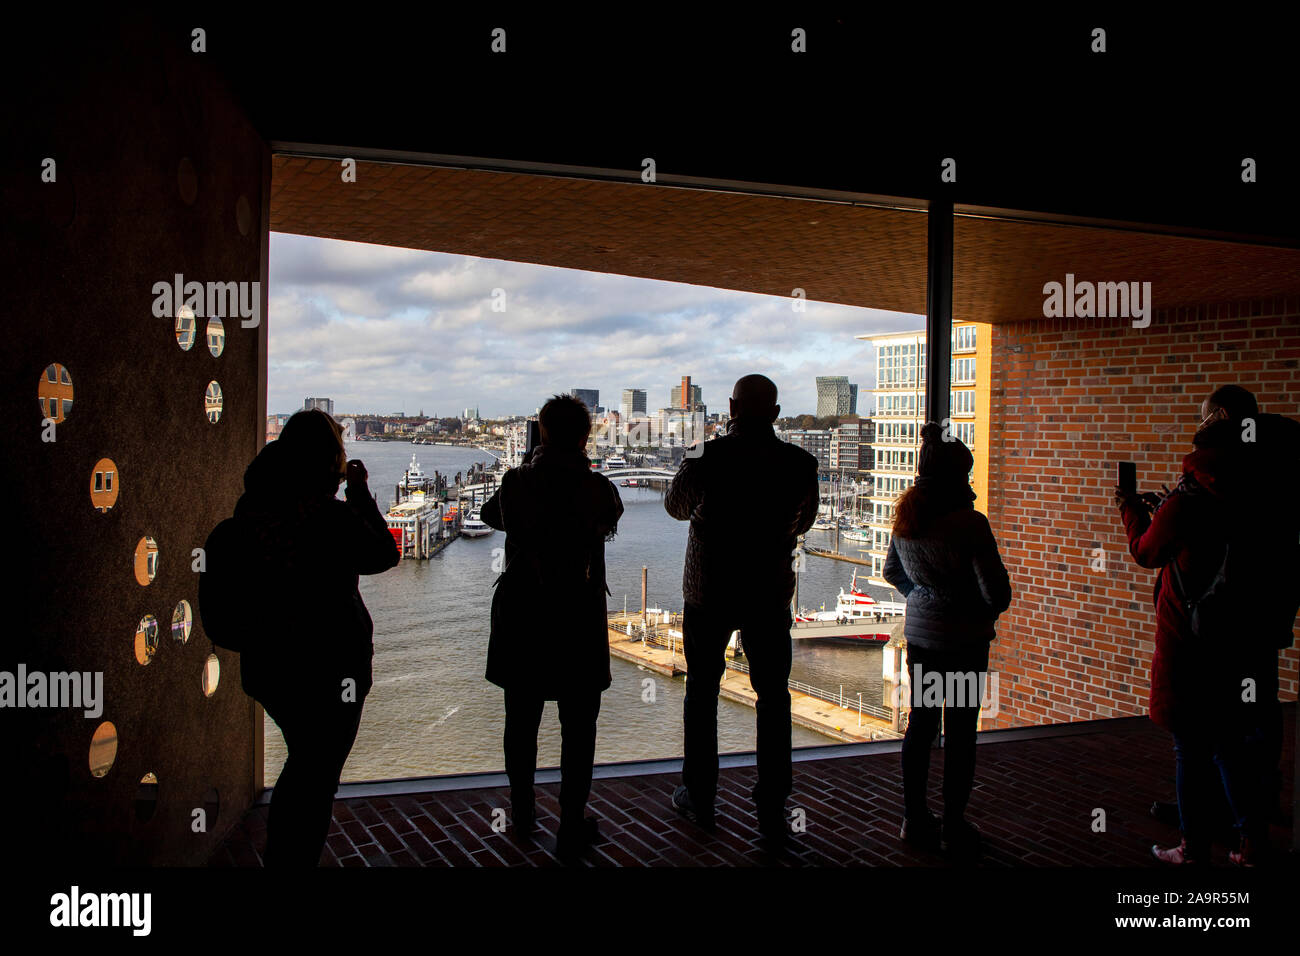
[172,600,193,644]
[205,381,223,423]
[135,613,160,665]
[91,458,119,513]
[89,722,118,778]
[134,536,159,586]
[38,362,73,422]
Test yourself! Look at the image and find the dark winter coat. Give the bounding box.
[1121,414,1300,731]
[230,439,400,707]
[665,417,820,613]
[481,444,623,696]
[882,508,1012,650]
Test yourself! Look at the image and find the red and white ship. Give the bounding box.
[791,569,906,644]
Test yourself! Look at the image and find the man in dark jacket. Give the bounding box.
[665,374,819,838]
[481,395,623,858]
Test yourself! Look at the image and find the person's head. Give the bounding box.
[892,421,974,538]
[729,374,780,422]
[278,409,346,494]
[1200,385,1257,429]
[538,394,591,452]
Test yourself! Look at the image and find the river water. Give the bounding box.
[264,439,900,784]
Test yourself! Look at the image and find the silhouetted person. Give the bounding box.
[883,422,1011,858]
[1122,387,1299,866]
[481,395,623,859]
[218,409,399,867]
[665,374,819,839]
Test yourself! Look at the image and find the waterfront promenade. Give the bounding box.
[605,613,899,742]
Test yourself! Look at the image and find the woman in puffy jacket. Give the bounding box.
[883,422,1011,858]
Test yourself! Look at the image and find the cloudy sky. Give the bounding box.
[267,233,925,419]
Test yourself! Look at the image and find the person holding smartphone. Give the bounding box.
[228,409,400,867]
[1114,417,1275,866]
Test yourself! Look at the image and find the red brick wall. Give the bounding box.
[984,298,1300,728]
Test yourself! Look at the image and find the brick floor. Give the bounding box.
[210,709,1295,867]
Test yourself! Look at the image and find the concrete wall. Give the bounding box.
[984,301,1300,727]
[1,16,268,863]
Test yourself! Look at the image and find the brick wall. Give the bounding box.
[984,299,1300,728]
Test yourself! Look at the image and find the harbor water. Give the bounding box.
[264,440,900,784]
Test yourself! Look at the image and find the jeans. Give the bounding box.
[504,689,602,823]
[900,642,989,823]
[262,692,365,867]
[682,602,793,810]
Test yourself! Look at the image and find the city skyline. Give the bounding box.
[267,233,924,419]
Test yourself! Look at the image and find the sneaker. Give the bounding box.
[941,817,982,858]
[672,785,716,830]
[556,816,600,859]
[899,811,942,850]
[1229,834,1269,867]
[1151,838,1204,865]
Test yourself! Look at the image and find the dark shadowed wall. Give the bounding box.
[1,16,268,864]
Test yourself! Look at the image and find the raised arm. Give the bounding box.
[343,482,401,574]
[1119,490,1189,569]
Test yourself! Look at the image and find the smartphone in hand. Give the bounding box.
[1116,461,1136,496]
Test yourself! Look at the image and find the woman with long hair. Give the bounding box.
[883,422,1011,858]
[231,409,399,866]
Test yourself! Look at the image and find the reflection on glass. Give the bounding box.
[172,600,192,643]
[176,306,196,351]
[135,613,160,665]
[202,654,220,696]
[91,458,119,512]
[206,317,225,357]
[134,536,159,586]
[89,721,118,777]
[38,362,73,423]
[205,381,223,423]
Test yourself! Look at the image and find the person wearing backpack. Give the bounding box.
[200,409,399,867]
[1116,416,1276,866]
[480,394,623,859]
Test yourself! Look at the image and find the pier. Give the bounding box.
[606,612,901,742]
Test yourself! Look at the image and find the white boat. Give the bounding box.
[604,455,628,468]
[793,569,907,635]
[810,518,836,531]
[841,528,871,543]
[460,510,495,538]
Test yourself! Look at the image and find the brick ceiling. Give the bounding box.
[271,156,1300,323]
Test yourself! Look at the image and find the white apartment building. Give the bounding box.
[855,323,981,586]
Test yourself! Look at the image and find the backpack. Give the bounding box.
[1172,524,1298,649]
[197,517,258,652]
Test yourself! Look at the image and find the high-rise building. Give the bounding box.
[570,388,599,413]
[855,322,986,587]
[815,376,858,417]
[620,388,646,420]
[462,407,480,420]
[786,429,833,472]
[303,396,334,417]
